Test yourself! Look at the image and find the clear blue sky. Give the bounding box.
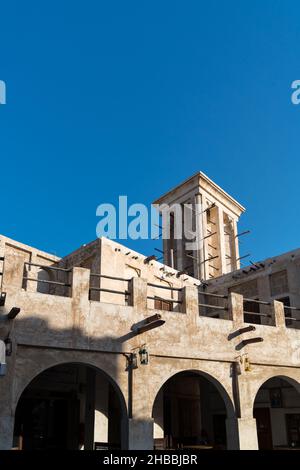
[0,1,299,263]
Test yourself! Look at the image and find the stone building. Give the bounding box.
[0,172,300,450]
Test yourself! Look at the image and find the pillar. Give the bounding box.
[72,267,90,303]
[194,193,204,279]
[128,418,154,450]
[94,378,109,445]
[0,415,14,450]
[272,299,286,328]
[182,285,199,322]
[120,416,129,450]
[1,253,24,294]
[84,367,95,450]
[200,196,208,279]
[216,206,226,275]
[153,390,164,439]
[129,277,147,311]
[71,267,90,348]
[226,417,258,450]
[228,292,244,324]
[232,219,240,270]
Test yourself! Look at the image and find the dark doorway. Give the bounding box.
[254,408,273,450]
[253,377,300,449]
[153,371,229,449]
[13,363,124,450]
[14,394,79,449]
[178,397,202,445]
[213,414,227,448]
[286,414,300,448]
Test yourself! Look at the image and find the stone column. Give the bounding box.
[0,415,14,450]
[200,197,208,279]
[1,253,24,294]
[84,367,95,450]
[71,267,90,348]
[194,193,204,279]
[128,352,155,450]
[226,417,239,449]
[162,237,169,267]
[182,285,198,322]
[0,349,16,450]
[153,389,164,439]
[0,253,22,450]
[226,417,258,450]
[215,205,226,275]
[120,416,129,450]
[128,418,154,450]
[175,238,184,273]
[94,377,109,445]
[232,219,240,270]
[271,299,286,328]
[228,292,244,325]
[129,277,147,311]
[72,266,90,302]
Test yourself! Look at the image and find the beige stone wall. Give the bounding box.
[1,235,300,449]
[207,248,300,327]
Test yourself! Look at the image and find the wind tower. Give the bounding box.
[153,172,245,280]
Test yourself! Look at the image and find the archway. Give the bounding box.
[152,370,234,450]
[13,362,127,450]
[253,376,300,449]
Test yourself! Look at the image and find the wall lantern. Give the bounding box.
[4,337,12,357]
[0,340,6,376]
[139,347,149,365]
[0,292,6,307]
[244,356,251,372]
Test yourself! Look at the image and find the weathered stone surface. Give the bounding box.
[0,220,300,450]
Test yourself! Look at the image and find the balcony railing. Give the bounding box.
[282,305,300,327]
[23,261,72,297]
[198,291,229,319]
[89,273,131,304]
[147,282,183,312]
[2,258,300,330]
[242,298,273,325]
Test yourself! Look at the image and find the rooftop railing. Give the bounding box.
[242,298,273,325]
[23,261,72,297]
[198,291,229,319]
[198,290,300,328]
[2,257,300,330]
[147,282,183,312]
[282,305,300,327]
[89,273,131,304]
